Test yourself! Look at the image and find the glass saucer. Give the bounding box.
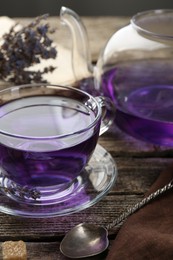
[0,144,117,218]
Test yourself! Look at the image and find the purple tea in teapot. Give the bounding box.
[101,60,173,146]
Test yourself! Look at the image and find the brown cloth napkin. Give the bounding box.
[107,165,173,260]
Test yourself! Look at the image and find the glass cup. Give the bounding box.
[0,83,115,206]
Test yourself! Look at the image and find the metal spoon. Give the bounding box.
[60,179,173,258]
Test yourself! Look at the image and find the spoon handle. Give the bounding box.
[106,178,173,231]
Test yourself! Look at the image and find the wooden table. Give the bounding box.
[0,16,172,259]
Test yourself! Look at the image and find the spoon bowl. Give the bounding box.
[60,223,109,258]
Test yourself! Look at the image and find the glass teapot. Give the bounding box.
[60,7,173,146]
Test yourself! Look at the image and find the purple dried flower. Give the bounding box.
[0,14,57,85]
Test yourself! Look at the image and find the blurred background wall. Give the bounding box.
[1,0,173,17]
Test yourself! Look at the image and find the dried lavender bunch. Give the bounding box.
[0,14,57,84]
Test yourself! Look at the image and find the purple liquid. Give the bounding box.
[101,61,173,146]
[0,96,99,188]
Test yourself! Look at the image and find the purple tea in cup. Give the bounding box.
[0,84,114,205]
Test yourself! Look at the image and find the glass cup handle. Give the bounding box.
[95,96,116,135]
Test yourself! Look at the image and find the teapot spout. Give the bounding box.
[60,6,93,81]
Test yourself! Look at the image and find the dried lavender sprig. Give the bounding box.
[1,185,41,200]
[0,14,57,85]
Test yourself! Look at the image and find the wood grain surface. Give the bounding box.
[0,16,173,259]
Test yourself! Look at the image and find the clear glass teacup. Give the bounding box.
[0,83,115,209]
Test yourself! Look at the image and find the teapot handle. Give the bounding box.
[60,6,93,81]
